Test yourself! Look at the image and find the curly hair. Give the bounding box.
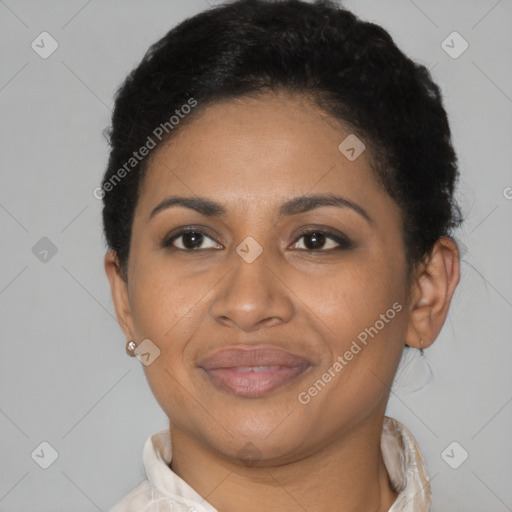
[101,0,462,280]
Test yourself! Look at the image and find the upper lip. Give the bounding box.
[198,346,312,370]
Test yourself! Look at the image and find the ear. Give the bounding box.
[405,236,460,349]
[104,250,135,343]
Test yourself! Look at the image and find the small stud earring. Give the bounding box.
[126,340,137,356]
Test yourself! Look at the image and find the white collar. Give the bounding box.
[382,417,431,511]
[111,416,431,511]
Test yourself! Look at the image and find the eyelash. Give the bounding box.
[162,226,353,252]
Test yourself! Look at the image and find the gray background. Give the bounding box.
[0,0,511,510]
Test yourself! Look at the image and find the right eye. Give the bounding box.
[162,228,223,251]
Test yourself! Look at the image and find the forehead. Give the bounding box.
[136,92,391,219]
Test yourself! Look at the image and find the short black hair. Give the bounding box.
[101,0,462,280]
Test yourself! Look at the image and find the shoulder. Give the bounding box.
[109,479,156,512]
[109,478,216,512]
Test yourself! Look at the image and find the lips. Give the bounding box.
[198,346,312,398]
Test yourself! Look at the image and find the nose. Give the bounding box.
[209,247,295,332]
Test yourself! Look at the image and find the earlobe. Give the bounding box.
[405,236,460,349]
[104,251,135,342]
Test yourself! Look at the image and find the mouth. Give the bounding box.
[198,346,312,398]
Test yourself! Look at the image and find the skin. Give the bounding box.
[105,90,460,512]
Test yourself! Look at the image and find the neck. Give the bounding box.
[169,413,398,512]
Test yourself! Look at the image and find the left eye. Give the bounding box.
[291,230,352,251]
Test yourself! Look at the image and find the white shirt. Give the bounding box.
[110,416,431,512]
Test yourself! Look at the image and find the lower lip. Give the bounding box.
[201,365,310,398]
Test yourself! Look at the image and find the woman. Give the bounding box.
[101,1,462,510]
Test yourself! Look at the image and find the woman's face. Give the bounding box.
[119,92,414,463]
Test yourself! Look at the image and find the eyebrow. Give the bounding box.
[149,193,373,224]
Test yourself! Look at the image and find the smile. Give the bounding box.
[198,346,312,398]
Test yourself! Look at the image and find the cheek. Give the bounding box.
[289,255,408,405]
[127,258,216,392]
[291,253,407,343]
[128,257,212,342]
[127,268,205,419]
